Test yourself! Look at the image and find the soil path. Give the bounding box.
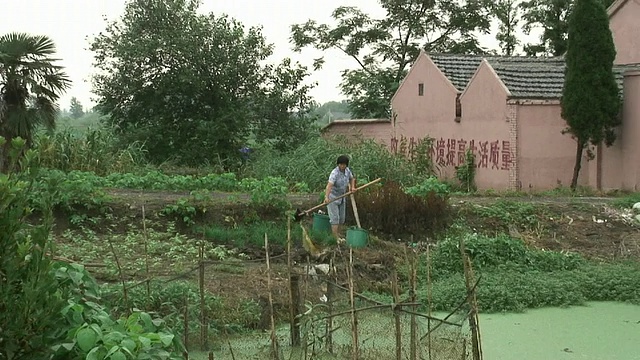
[105,188,618,207]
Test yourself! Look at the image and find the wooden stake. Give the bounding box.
[325,258,334,354]
[199,242,208,351]
[142,203,150,300]
[348,248,359,359]
[392,270,402,360]
[287,217,301,347]
[183,292,189,352]
[460,238,482,360]
[426,244,433,360]
[350,194,362,228]
[107,238,128,308]
[409,247,417,360]
[265,234,280,359]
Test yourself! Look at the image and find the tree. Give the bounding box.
[0,33,70,172]
[69,97,84,119]
[290,0,492,119]
[91,0,315,166]
[493,0,522,55]
[561,0,620,190]
[252,58,318,152]
[520,0,616,56]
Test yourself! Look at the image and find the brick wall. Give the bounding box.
[506,101,519,190]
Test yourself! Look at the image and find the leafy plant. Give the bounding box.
[51,263,185,360]
[240,176,291,214]
[455,149,476,192]
[404,176,451,197]
[0,139,67,359]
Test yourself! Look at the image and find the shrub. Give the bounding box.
[354,180,451,237]
[0,141,68,359]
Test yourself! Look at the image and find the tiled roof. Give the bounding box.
[429,53,638,99]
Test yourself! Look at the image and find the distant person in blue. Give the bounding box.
[324,155,356,240]
[239,146,251,165]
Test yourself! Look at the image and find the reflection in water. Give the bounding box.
[479,302,640,360]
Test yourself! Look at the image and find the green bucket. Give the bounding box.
[346,227,368,248]
[312,213,332,234]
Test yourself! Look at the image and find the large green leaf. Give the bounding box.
[76,327,98,352]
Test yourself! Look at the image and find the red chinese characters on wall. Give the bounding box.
[390,136,514,171]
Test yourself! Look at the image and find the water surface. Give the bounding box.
[479,302,640,360]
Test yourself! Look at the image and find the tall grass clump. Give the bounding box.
[33,127,148,175]
[354,180,452,238]
[246,134,436,191]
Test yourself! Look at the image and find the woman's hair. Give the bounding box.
[336,155,350,166]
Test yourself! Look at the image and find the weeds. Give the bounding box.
[354,180,452,237]
[462,199,544,233]
[388,232,640,313]
[33,127,147,175]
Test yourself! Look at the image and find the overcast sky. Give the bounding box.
[1,0,530,111]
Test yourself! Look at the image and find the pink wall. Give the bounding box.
[621,71,640,190]
[322,121,393,147]
[609,0,640,65]
[391,56,512,189]
[516,101,591,190]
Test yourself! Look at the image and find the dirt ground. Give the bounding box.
[56,189,640,326]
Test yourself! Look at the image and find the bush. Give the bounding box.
[0,141,68,359]
[354,180,451,237]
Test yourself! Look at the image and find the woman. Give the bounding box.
[324,155,356,240]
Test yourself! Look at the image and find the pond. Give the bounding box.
[479,302,640,360]
[190,302,640,359]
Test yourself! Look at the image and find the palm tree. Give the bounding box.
[0,32,71,172]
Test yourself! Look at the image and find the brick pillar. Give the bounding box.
[507,102,519,190]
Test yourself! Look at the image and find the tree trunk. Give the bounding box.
[0,137,11,174]
[570,140,585,190]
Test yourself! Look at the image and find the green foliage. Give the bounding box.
[57,222,242,278]
[382,232,640,313]
[33,127,147,175]
[429,233,584,278]
[454,149,476,192]
[422,263,640,313]
[463,199,543,232]
[0,144,66,359]
[519,0,573,56]
[204,221,298,248]
[404,176,451,197]
[290,0,492,118]
[247,135,436,191]
[562,0,620,189]
[612,193,640,209]
[91,0,316,167]
[0,32,71,172]
[240,176,291,214]
[102,281,261,337]
[69,97,84,119]
[492,0,522,55]
[309,100,351,126]
[519,0,617,56]
[355,180,452,237]
[51,263,184,360]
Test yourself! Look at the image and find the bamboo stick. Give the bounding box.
[348,248,359,359]
[265,234,280,359]
[392,270,402,360]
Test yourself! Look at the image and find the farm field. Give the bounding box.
[36,169,640,358]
